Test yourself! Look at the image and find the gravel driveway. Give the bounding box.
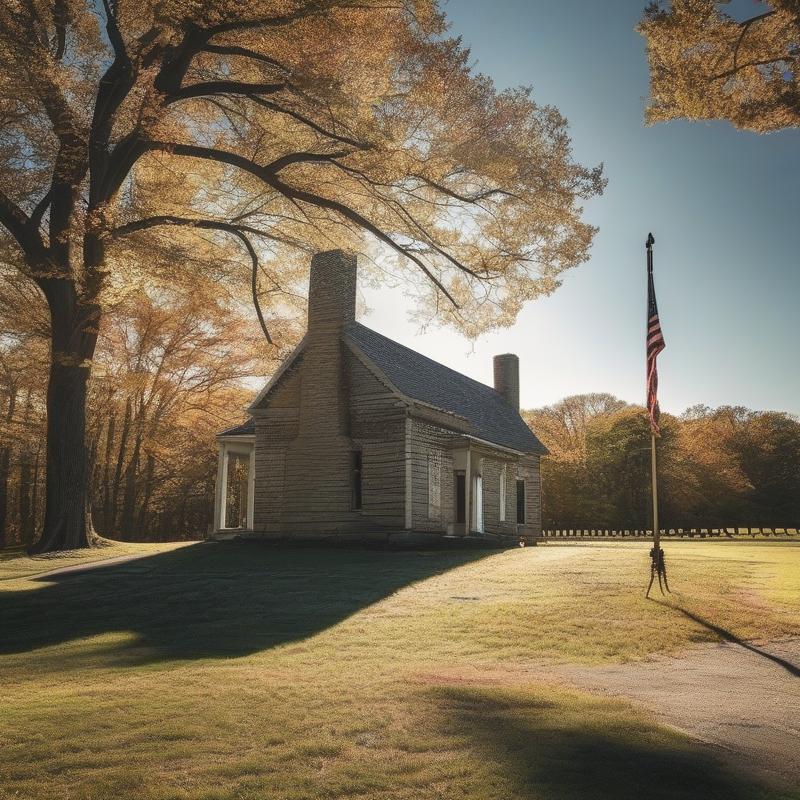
[556,636,800,790]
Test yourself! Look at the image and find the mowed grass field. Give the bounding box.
[1,540,798,800]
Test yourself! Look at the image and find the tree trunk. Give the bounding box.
[120,425,142,539]
[89,411,103,503]
[19,452,33,547]
[101,410,116,534]
[110,396,132,534]
[136,452,155,538]
[14,392,34,547]
[28,359,93,552]
[28,283,100,553]
[0,445,10,548]
[25,447,41,545]
[0,384,17,548]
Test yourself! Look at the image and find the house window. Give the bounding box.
[516,479,526,524]
[351,450,362,511]
[499,465,507,522]
[455,472,466,524]
[428,451,442,519]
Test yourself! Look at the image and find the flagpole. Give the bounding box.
[647,233,660,552]
[651,429,659,550]
[645,232,669,596]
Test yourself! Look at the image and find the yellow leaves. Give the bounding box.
[2,0,602,343]
[639,1,799,132]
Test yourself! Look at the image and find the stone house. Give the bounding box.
[214,250,548,544]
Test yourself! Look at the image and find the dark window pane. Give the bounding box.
[455,473,466,523]
[516,480,526,524]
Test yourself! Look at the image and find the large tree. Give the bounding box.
[0,259,272,547]
[0,0,603,552]
[639,1,799,132]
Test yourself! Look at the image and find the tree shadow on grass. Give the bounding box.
[650,598,800,679]
[427,684,785,800]
[0,541,491,664]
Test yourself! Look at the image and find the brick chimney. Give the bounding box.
[283,251,358,518]
[493,354,520,411]
[307,249,357,335]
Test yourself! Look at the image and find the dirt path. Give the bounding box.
[29,552,160,580]
[555,637,800,790]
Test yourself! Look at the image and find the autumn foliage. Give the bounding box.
[525,394,800,531]
[0,265,285,546]
[640,1,800,132]
[0,0,603,550]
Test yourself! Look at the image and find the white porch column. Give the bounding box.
[404,416,413,529]
[463,445,471,536]
[216,443,229,531]
[247,446,256,529]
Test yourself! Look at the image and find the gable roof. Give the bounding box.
[221,323,547,455]
[345,323,547,455]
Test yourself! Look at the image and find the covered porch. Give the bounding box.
[447,436,520,537]
[213,433,255,533]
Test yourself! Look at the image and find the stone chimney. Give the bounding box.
[307,249,357,336]
[493,353,520,411]
[299,249,357,434]
[284,250,359,518]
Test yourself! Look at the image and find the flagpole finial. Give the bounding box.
[646,233,655,249]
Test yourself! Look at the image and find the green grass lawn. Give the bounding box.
[0,539,193,581]
[1,540,798,800]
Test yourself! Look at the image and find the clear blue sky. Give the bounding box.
[360,0,800,415]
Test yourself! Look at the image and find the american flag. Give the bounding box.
[646,234,665,434]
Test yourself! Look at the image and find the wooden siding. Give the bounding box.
[480,455,518,536]
[518,455,542,538]
[246,250,542,539]
[349,352,406,527]
[409,417,455,532]
[251,341,408,533]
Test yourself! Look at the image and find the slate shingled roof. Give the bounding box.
[221,324,547,455]
[346,323,547,455]
[220,419,255,436]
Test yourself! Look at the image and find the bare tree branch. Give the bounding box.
[733,10,777,75]
[109,215,314,345]
[166,81,288,104]
[248,97,372,149]
[52,0,68,60]
[0,188,44,260]
[200,44,290,73]
[144,141,460,305]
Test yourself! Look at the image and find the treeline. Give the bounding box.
[524,394,800,531]
[0,267,297,548]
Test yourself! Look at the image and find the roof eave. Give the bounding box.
[247,336,307,413]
